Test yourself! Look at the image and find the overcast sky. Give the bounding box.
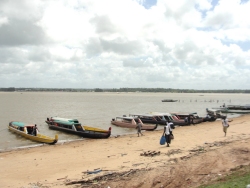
[0,0,250,89]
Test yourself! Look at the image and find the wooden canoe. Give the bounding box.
[111,116,158,131]
[9,121,58,144]
[45,117,111,139]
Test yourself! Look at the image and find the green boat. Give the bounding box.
[45,117,111,139]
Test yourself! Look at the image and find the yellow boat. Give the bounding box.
[9,121,58,144]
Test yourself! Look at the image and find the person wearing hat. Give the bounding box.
[222,116,230,136]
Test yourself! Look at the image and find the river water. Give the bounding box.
[0,92,249,151]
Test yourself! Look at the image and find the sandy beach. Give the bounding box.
[1,115,250,188]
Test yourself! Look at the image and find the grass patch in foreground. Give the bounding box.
[198,165,250,188]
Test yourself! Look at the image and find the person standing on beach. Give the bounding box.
[136,121,144,137]
[163,121,173,147]
[222,117,230,136]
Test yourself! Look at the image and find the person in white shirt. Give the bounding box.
[163,121,173,147]
[222,117,230,136]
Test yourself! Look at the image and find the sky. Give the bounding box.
[0,0,250,90]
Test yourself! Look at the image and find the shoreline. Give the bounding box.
[0,130,146,153]
[0,115,239,153]
[0,114,250,187]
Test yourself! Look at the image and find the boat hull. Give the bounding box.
[111,121,157,131]
[227,104,250,110]
[139,119,165,125]
[46,121,111,139]
[135,118,176,128]
[9,122,58,144]
[202,116,217,122]
[210,107,250,114]
[171,113,203,126]
[206,108,227,119]
[221,109,250,114]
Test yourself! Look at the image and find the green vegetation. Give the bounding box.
[199,165,250,188]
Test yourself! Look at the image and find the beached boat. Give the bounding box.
[129,113,175,129]
[171,112,205,123]
[223,108,250,114]
[111,116,158,131]
[45,117,111,139]
[9,121,58,144]
[201,114,217,122]
[150,112,191,126]
[211,107,250,114]
[226,104,250,110]
[129,113,166,125]
[171,113,203,125]
[206,108,227,119]
[172,112,198,119]
[161,99,178,102]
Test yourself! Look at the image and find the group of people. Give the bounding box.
[136,115,231,147]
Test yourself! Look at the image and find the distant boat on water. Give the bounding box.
[162,99,178,102]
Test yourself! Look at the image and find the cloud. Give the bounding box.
[0,19,49,46]
[0,0,249,89]
[0,16,8,26]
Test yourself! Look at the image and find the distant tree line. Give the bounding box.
[0,87,15,91]
[1,87,250,93]
[98,88,250,93]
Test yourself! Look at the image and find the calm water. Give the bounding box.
[0,92,249,151]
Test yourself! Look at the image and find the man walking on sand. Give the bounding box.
[163,120,173,147]
[222,116,230,136]
[136,121,144,137]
